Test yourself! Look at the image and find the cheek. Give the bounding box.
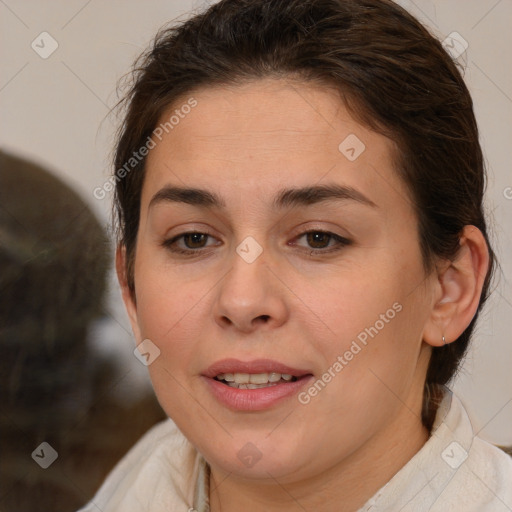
[303,255,428,386]
[298,265,399,341]
[133,272,208,417]
[133,256,208,366]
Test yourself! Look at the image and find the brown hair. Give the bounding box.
[113,0,495,427]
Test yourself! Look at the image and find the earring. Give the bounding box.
[442,335,446,345]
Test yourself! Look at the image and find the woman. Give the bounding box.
[80,0,512,510]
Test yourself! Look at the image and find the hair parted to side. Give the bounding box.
[113,0,495,428]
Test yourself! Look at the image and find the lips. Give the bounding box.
[202,358,312,379]
[201,358,314,411]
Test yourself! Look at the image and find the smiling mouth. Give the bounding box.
[214,372,300,389]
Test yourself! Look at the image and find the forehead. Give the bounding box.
[142,78,408,211]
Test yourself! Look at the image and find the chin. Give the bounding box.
[200,434,310,482]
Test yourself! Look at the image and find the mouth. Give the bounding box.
[213,371,300,389]
[202,358,313,410]
[203,358,312,383]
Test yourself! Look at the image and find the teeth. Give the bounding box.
[227,382,280,389]
[234,373,250,384]
[249,373,269,384]
[216,372,297,388]
[268,372,281,382]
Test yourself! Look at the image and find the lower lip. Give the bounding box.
[202,375,314,411]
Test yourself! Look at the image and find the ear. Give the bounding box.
[423,225,490,347]
[116,245,143,343]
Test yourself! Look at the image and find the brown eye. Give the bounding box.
[306,232,332,249]
[162,231,219,256]
[292,230,352,255]
[182,233,209,249]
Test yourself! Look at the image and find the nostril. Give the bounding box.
[220,316,233,326]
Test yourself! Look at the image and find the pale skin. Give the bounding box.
[117,78,489,511]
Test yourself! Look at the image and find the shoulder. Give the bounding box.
[368,389,512,512]
[453,435,512,508]
[430,392,512,511]
[77,418,201,512]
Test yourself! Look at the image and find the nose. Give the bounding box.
[213,246,288,334]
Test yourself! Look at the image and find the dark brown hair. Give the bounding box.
[113,0,495,427]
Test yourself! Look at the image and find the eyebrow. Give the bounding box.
[148,183,377,211]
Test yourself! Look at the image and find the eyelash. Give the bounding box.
[161,230,352,257]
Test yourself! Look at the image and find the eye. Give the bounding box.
[162,229,351,258]
[162,231,219,255]
[291,230,351,255]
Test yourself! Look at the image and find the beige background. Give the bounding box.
[1,0,511,443]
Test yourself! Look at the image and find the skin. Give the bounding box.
[117,78,489,511]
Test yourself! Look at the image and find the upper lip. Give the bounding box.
[202,358,312,378]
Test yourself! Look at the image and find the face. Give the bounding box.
[121,78,437,483]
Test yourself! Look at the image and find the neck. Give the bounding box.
[208,407,429,512]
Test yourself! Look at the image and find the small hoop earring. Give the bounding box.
[442,335,446,345]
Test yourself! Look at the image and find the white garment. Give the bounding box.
[77,389,512,511]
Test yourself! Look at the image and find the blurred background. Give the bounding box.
[0,0,511,510]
